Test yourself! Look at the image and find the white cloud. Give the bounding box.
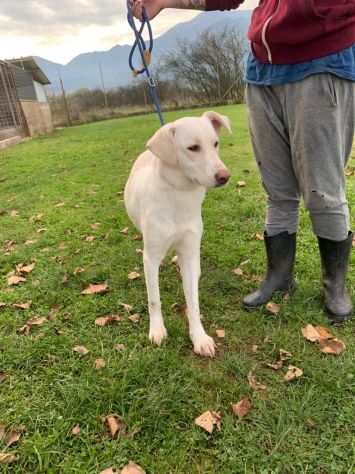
[0,0,258,64]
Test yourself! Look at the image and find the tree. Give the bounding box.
[162,28,246,104]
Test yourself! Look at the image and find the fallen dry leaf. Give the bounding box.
[136,248,143,255]
[194,411,221,434]
[73,345,89,356]
[247,371,267,391]
[71,424,81,436]
[171,255,178,264]
[90,223,101,229]
[114,344,125,351]
[95,315,121,326]
[104,414,125,438]
[284,365,303,382]
[231,398,252,419]
[24,240,37,246]
[3,428,24,448]
[265,361,283,371]
[120,303,133,312]
[12,301,31,310]
[95,358,106,370]
[54,202,65,208]
[0,452,17,464]
[302,324,332,343]
[132,234,142,241]
[0,302,6,310]
[237,181,246,188]
[279,349,292,361]
[319,338,346,355]
[232,268,244,276]
[37,227,47,233]
[128,314,140,323]
[215,329,225,338]
[18,316,47,335]
[266,301,280,315]
[10,210,19,217]
[255,233,264,241]
[120,227,129,235]
[251,344,258,353]
[73,267,85,275]
[82,283,108,295]
[85,235,95,242]
[121,462,146,474]
[8,275,26,286]
[17,262,35,274]
[128,272,140,280]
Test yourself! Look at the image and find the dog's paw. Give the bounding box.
[192,332,216,358]
[149,324,168,346]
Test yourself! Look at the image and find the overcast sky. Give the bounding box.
[0,0,258,64]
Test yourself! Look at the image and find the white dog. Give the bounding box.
[124,111,231,357]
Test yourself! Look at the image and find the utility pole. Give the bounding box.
[58,72,72,127]
[98,61,109,109]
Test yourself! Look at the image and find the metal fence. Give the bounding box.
[0,61,25,132]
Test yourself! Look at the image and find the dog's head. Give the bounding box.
[146,111,232,188]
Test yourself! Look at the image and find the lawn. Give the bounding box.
[0,105,354,474]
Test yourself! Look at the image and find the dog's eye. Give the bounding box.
[187,145,200,152]
[214,141,219,148]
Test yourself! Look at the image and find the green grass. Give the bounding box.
[0,105,354,474]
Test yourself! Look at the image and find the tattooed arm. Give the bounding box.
[131,0,206,21]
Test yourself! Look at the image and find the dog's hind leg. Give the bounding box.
[143,246,168,346]
[177,234,215,358]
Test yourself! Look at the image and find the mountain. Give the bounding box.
[36,10,252,94]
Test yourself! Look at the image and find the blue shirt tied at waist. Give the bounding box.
[246,45,355,85]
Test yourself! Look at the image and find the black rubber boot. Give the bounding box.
[318,232,353,324]
[243,231,296,309]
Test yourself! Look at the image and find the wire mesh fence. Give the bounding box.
[0,61,24,131]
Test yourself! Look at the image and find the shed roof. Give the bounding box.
[6,57,50,85]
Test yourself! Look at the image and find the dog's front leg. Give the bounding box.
[143,248,168,346]
[177,234,215,357]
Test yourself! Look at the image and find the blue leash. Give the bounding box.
[126,1,165,126]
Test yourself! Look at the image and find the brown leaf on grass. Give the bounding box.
[266,301,280,315]
[114,344,125,351]
[24,240,37,246]
[10,210,19,217]
[215,329,225,338]
[120,227,129,235]
[231,398,252,419]
[279,349,292,361]
[284,365,303,382]
[16,262,35,275]
[71,425,81,436]
[104,414,125,438]
[73,267,85,275]
[73,345,89,356]
[4,428,24,448]
[265,361,284,371]
[82,283,108,295]
[237,180,246,188]
[120,303,133,312]
[194,411,221,434]
[128,272,140,281]
[251,344,258,354]
[95,315,121,326]
[13,301,31,310]
[254,233,264,241]
[0,452,17,464]
[171,255,178,265]
[247,371,267,391]
[301,324,332,343]
[121,462,146,474]
[128,314,140,323]
[84,235,95,242]
[0,372,7,383]
[54,202,65,208]
[0,302,6,310]
[265,348,293,371]
[319,338,346,355]
[8,275,26,286]
[232,268,244,276]
[18,316,47,335]
[136,248,143,255]
[90,223,101,230]
[95,358,106,370]
[171,302,187,316]
[132,234,142,241]
[37,227,47,233]
[29,213,43,223]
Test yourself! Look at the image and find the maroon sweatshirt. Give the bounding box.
[206,0,355,64]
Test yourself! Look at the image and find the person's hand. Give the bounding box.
[129,0,165,21]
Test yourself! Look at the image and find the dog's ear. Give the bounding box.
[203,111,232,134]
[146,123,177,165]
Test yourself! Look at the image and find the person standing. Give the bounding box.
[131,0,355,324]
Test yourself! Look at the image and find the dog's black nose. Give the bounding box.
[215,169,230,186]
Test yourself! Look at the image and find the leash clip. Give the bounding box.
[148,77,157,88]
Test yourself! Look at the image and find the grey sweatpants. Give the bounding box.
[246,74,355,241]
